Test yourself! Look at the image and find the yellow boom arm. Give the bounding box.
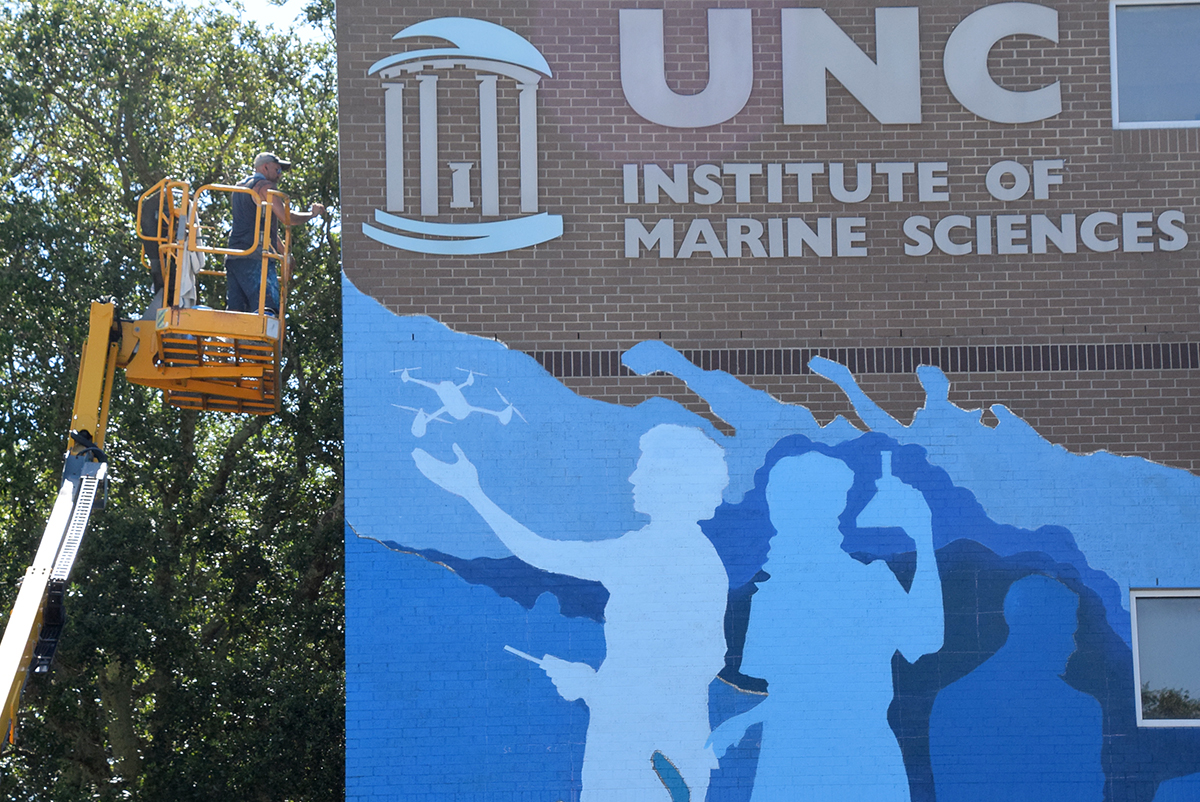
[0,301,120,745]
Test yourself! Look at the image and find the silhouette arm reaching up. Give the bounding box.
[413,444,604,580]
[856,452,945,661]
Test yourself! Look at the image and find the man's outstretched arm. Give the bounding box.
[277,195,326,225]
[412,444,601,579]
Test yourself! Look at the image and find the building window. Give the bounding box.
[1131,589,1200,726]
[1111,1,1200,128]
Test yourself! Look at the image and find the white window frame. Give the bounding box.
[1110,0,1200,129]
[1130,588,1200,727]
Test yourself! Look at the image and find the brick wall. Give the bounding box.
[338,0,1200,472]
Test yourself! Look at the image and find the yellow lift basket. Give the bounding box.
[130,178,296,415]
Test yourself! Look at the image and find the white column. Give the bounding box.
[417,74,439,216]
[384,83,404,212]
[517,81,539,214]
[477,75,500,217]
[449,162,474,208]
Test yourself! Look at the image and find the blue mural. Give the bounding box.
[929,574,1104,801]
[343,277,1200,802]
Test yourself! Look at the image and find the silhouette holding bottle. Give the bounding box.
[709,450,943,801]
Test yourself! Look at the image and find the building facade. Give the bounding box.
[340,1,1200,799]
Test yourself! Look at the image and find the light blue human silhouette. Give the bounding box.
[929,574,1103,802]
[413,424,730,802]
[708,450,944,800]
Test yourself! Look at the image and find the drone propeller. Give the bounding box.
[494,389,527,424]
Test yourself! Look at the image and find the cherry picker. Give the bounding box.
[0,177,301,745]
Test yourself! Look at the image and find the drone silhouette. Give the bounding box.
[395,367,526,438]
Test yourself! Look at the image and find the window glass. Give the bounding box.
[1113,2,1200,127]
[1132,591,1200,725]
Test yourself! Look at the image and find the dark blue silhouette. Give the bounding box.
[929,575,1103,801]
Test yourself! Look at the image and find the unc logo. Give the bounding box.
[366,19,563,255]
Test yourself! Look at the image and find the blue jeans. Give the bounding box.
[225,256,279,314]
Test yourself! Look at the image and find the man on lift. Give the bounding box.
[225,151,326,315]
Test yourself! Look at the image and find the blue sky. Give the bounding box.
[183,0,325,42]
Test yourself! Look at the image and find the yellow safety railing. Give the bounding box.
[135,178,190,293]
[132,177,294,415]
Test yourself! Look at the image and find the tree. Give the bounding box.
[1143,685,1200,720]
[0,0,342,798]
